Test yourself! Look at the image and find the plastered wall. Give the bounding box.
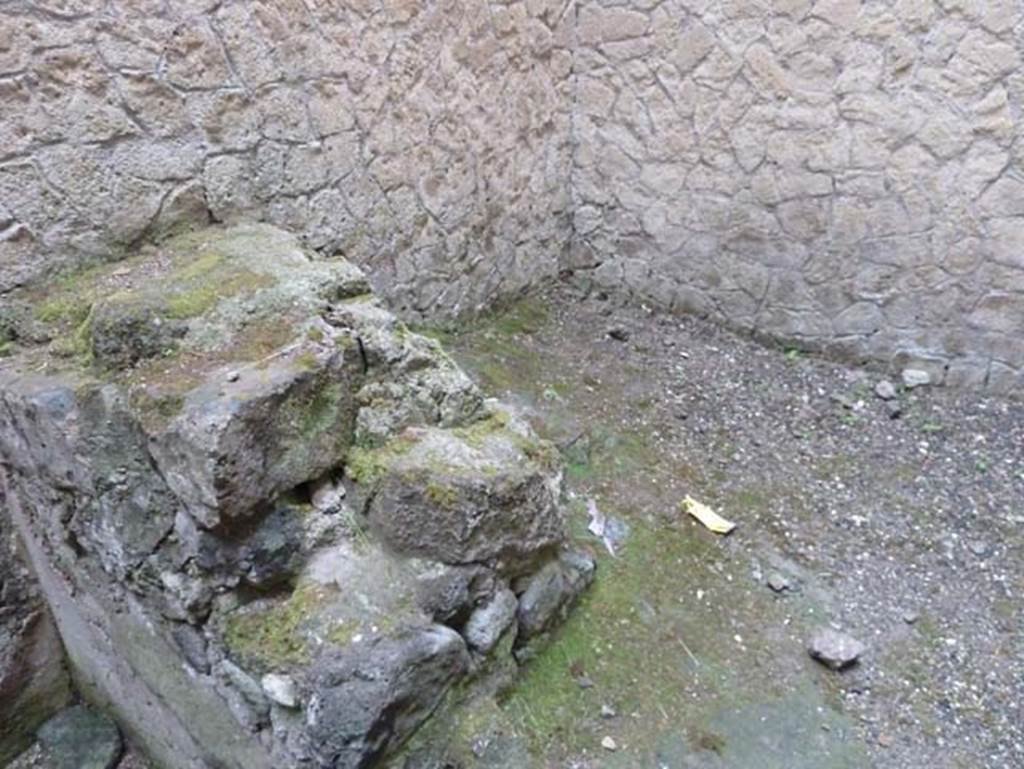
[2,0,1023,389]
[571,0,1024,389]
[0,0,574,318]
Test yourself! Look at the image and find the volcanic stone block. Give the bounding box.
[351,413,566,572]
[305,626,470,769]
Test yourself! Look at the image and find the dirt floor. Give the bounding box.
[421,278,1023,769]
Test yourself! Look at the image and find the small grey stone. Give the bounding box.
[261,673,299,709]
[600,704,617,719]
[462,588,518,653]
[901,369,932,389]
[902,611,920,625]
[808,628,866,671]
[766,571,790,593]
[416,565,493,625]
[886,401,904,420]
[606,326,630,341]
[311,476,346,514]
[38,706,123,769]
[516,550,596,641]
[968,540,993,558]
[226,370,240,382]
[874,380,897,401]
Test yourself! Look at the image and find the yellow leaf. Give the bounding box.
[682,496,736,535]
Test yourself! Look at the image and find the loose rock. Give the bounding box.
[766,571,791,593]
[310,477,346,514]
[874,380,898,401]
[462,588,518,653]
[516,550,596,642]
[606,326,630,342]
[262,674,299,709]
[807,628,866,670]
[901,369,932,389]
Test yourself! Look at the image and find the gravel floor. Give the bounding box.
[8,278,1020,769]
[442,278,1023,769]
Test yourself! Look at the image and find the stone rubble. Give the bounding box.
[0,225,593,769]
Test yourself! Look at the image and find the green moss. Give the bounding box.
[174,251,223,280]
[36,294,93,326]
[302,387,338,437]
[501,521,718,755]
[163,268,275,320]
[223,585,328,669]
[306,327,325,343]
[453,411,559,470]
[489,297,549,337]
[32,261,116,326]
[563,428,665,484]
[425,481,459,508]
[452,410,510,445]
[345,433,419,485]
[326,620,357,647]
[295,351,319,371]
[131,390,187,430]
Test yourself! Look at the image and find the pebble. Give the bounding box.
[766,571,791,593]
[969,540,993,558]
[311,477,346,514]
[901,369,932,389]
[902,610,920,625]
[807,627,866,670]
[874,380,897,400]
[606,326,630,342]
[226,370,240,382]
[601,736,618,751]
[600,704,617,719]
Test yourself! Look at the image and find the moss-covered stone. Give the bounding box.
[223,585,331,670]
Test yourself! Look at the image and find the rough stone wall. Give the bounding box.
[570,0,1024,390]
[0,0,573,318]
